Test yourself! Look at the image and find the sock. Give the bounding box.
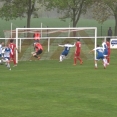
[103,59,106,67]
[7,63,10,68]
[13,59,16,65]
[77,57,82,62]
[95,63,97,68]
[104,58,107,64]
[60,55,63,61]
[74,58,76,64]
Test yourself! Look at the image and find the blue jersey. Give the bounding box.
[93,47,104,60]
[59,44,75,56]
[4,47,12,60]
[102,42,108,56]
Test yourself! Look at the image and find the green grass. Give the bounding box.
[0,50,117,117]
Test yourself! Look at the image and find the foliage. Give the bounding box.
[44,0,91,27]
[92,0,114,24]
[0,0,44,27]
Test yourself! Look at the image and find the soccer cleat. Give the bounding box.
[37,57,40,60]
[80,61,83,65]
[13,64,17,67]
[104,66,106,69]
[73,63,76,65]
[95,67,97,69]
[106,63,109,65]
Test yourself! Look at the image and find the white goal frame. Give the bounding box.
[15,27,97,63]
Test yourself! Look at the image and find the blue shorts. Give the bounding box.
[4,57,10,61]
[61,51,68,56]
[103,49,108,56]
[96,54,104,60]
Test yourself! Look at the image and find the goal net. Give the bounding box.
[15,27,97,63]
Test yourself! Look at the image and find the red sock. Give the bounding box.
[74,58,76,64]
[77,57,82,62]
[13,59,16,65]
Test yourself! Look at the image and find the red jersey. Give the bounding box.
[75,41,81,52]
[34,32,41,40]
[106,41,110,56]
[9,43,16,54]
[35,43,43,52]
[106,41,110,51]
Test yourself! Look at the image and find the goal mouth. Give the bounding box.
[13,27,97,63]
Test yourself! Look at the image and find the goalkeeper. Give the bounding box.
[31,40,43,60]
[58,42,75,62]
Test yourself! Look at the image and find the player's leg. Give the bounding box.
[5,57,11,70]
[106,52,110,64]
[74,52,83,65]
[37,49,42,59]
[11,54,17,67]
[59,51,66,62]
[94,60,98,69]
[59,55,65,62]
[95,55,100,69]
[77,56,83,64]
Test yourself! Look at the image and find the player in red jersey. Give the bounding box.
[74,39,83,65]
[31,40,43,59]
[106,38,111,65]
[9,39,18,67]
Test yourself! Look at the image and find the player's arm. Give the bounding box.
[67,44,75,47]
[58,44,65,47]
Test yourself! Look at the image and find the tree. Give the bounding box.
[44,0,91,36]
[92,0,117,36]
[0,0,43,28]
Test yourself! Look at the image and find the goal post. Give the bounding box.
[15,27,97,63]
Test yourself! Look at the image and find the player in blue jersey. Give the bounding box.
[58,42,75,62]
[3,45,12,70]
[102,39,108,65]
[89,45,107,69]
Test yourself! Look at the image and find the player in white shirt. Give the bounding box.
[3,45,12,70]
[102,40,108,65]
[58,42,75,62]
[0,42,4,64]
[89,45,107,69]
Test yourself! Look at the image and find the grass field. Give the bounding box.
[0,49,117,117]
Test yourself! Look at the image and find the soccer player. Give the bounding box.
[89,45,107,69]
[32,40,43,59]
[3,44,12,70]
[33,31,41,42]
[9,39,18,67]
[102,39,108,65]
[0,42,4,64]
[74,39,83,65]
[58,42,75,62]
[106,38,110,64]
